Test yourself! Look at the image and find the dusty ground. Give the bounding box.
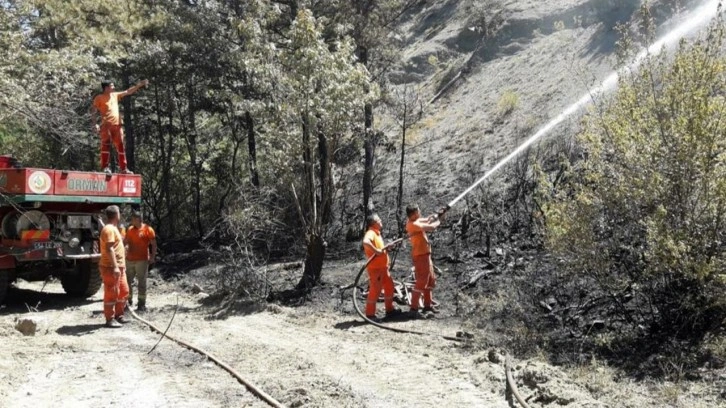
[0,258,723,408]
[0,266,512,408]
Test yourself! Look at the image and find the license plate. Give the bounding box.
[33,241,61,249]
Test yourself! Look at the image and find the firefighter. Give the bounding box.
[99,205,130,328]
[362,214,401,321]
[90,79,149,174]
[124,211,157,312]
[405,204,441,317]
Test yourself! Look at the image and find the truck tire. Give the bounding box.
[61,259,102,298]
[0,270,7,305]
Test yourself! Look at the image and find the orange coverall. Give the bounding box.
[406,220,436,310]
[363,227,395,316]
[99,224,129,321]
[93,92,128,172]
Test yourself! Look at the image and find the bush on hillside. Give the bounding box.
[543,19,726,340]
[496,89,519,117]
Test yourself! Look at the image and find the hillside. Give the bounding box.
[371,0,704,213]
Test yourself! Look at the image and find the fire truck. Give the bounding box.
[0,155,141,304]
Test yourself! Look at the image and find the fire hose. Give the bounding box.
[351,245,534,407]
[350,238,464,342]
[349,208,538,406]
[506,354,532,408]
[128,308,286,408]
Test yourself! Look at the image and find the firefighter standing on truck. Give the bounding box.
[99,205,130,328]
[124,211,157,312]
[90,79,149,174]
[405,204,441,318]
[362,214,402,321]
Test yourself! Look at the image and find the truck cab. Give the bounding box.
[0,156,142,304]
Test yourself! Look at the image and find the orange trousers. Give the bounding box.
[100,266,129,321]
[410,254,435,310]
[100,123,127,171]
[366,267,395,316]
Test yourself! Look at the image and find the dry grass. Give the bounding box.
[569,358,614,398]
[406,112,443,145]
[496,89,519,116]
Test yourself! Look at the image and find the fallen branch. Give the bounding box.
[461,270,493,289]
[428,71,462,105]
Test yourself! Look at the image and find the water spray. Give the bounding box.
[438,0,721,215]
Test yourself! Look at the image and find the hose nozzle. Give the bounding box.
[432,204,451,221]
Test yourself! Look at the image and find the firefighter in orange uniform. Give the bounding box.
[124,211,157,312]
[90,79,149,174]
[405,204,441,317]
[362,214,401,321]
[99,205,130,328]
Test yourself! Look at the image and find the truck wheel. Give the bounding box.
[61,259,102,298]
[0,270,7,305]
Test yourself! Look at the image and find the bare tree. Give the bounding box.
[392,85,423,235]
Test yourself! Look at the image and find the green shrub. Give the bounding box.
[497,89,519,116]
[543,20,726,338]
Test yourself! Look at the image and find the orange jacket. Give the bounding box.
[125,223,156,261]
[406,220,431,257]
[363,227,389,270]
[99,224,125,268]
[93,92,125,126]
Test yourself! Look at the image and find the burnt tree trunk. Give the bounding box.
[317,123,332,225]
[245,110,260,188]
[218,111,242,213]
[362,109,374,223]
[187,80,204,238]
[300,113,315,212]
[359,45,375,233]
[297,233,325,291]
[396,104,407,236]
[122,67,136,172]
[296,112,326,292]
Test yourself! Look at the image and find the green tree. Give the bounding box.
[321,0,420,231]
[279,9,374,290]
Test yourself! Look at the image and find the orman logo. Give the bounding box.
[28,171,52,194]
[68,178,108,192]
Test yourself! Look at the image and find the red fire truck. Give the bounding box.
[0,155,142,304]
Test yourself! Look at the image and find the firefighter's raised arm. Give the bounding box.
[118,79,149,98]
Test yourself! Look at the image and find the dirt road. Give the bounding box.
[0,279,510,408]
